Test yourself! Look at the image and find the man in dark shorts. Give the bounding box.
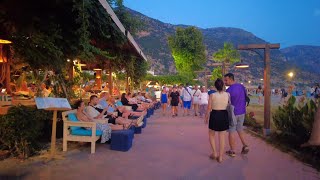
[170,86,180,117]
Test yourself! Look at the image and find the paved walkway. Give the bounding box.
[4,108,320,180]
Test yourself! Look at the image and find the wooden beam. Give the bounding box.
[238,43,280,50]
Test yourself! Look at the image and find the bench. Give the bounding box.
[62,110,107,154]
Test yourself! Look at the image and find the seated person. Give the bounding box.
[86,95,143,127]
[98,91,109,109]
[121,93,149,111]
[137,92,147,102]
[108,97,145,119]
[75,100,113,143]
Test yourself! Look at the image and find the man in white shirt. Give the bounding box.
[181,83,192,116]
[191,85,201,116]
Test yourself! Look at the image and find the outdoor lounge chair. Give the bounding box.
[62,109,107,154]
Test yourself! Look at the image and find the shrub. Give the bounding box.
[273,96,317,145]
[244,112,263,133]
[0,105,52,158]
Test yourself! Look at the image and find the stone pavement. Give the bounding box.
[7,108,320,179]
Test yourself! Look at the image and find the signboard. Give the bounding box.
[35,97,71,110]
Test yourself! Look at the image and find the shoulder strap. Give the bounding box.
[227,92,231,105]
[185,87,191,96]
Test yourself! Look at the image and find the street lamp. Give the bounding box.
[288,72,294,78]
[238,43,280,136]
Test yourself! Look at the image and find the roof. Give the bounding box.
[98,0,147,61]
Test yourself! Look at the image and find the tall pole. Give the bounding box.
[264,45,271,135]
[238,43,280,136]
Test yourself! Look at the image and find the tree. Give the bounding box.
[168,27,206,77]
[211,66,222,81]
[212,42,240,76]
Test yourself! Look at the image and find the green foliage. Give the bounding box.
[212,42,240,64]
[273,96,317,144]
[211,67,222,81]
[144,74,191,85]
[168,27,206,77]
[0,106,52,158]
[244,113,263,133]
[272,96,320,170]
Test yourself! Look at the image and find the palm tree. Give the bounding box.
[212,42,240,76]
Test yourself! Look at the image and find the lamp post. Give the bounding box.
[0,38,12,94]
[238,43,280,136]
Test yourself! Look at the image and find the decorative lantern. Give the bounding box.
[0,39,12,63]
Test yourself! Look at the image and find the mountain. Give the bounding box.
[127,8,319,86]
[281,45,320,74]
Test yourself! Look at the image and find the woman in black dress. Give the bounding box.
[170,86,180,117]
[205,78,229,163]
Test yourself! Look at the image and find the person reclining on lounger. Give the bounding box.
[75,100,113,143]
[107,97,146,119]
[86,95,143,128]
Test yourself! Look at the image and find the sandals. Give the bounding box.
[209,154,217,160]
[241,145,249,154]
[226,150,236,157]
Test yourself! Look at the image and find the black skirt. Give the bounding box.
[209,110,229,131]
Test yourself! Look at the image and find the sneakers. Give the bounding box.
[241,145,249,154]
[226,150,236,157]
[226,146,249,157]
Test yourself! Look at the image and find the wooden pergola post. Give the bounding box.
[94,68,102,89]
[238,43,280,136]
[108,66,113,95]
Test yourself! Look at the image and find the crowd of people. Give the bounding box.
[159,73,249,163]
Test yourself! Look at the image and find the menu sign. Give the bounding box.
[35,98,71,110]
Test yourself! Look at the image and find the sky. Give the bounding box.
[124,0,320,48]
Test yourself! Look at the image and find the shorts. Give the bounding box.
[228,114,245,132]
[183,101,191,109]
[107,115,116,124]
[171,100,179,106]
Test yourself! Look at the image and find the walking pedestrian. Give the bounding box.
[199,86,208,118]
[160,87,168,116]
[224,73,249,157]
[170,86,180,117]
[192,85,201,116]
[181,83,192,116]
[205,78,229,163]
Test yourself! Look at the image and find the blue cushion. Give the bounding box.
[134,126,142,134]
[115,101,123,107]
[68,113,82,131]
[68,113,102,136]
[142,116,147,128]
[110,130,134,152]
[71,129,103,136]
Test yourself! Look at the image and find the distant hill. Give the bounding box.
[127,8,320,87]
[281,45,320,74]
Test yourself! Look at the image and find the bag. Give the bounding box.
[227,93,237,126]
[243,87,250,106]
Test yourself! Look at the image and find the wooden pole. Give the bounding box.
[263,45,271,135]
[50,110,58,157]
[94,69,102,89]
[238,43,280,136]
[108,66,113,95]
[5,49,11,94]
